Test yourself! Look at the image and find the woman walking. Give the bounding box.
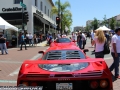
[92,30,106,58]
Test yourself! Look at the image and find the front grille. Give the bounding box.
[20,80,110,90]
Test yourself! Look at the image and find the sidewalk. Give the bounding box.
[0,41,49,86]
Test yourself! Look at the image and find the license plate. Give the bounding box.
[56,83,73,90]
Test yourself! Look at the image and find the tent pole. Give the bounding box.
[17,31,18,48]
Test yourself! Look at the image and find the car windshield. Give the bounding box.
[38,63,89,72]
[42,50,86,60]
[56,38,71,43]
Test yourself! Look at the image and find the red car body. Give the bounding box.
[17,45,113,90]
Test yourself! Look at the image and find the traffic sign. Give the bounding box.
[20,2,26,8]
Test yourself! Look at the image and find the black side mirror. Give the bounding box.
[38,51,44,54]
[83,49,89,53]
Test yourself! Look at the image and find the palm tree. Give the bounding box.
[51,1,72,33]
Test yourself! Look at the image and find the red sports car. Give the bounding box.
[17,45,113,90]
[50,38,76,47]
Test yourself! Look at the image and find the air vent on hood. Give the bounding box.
[46,50,81,60]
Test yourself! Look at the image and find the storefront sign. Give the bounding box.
[36,10,43,17]
[2,7,26,12]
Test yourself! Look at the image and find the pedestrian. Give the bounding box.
[109,28,120,79]
[77,32,82,49]
[20,33,27,50]
[0,33,8,54]
[92,29,106,58]
[82,32,86,49]
[33,34,37,46]
[28,33,33,46]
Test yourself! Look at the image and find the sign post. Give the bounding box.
[20,2,26,33]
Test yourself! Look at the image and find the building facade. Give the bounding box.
[74,26,84,32]
[0,0,57,35]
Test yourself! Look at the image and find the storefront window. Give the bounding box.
[14,0,23,4]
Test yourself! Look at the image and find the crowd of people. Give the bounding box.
[71,28,120,79]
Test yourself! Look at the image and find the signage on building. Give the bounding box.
[2,7,26,12]
[36,10,43,17]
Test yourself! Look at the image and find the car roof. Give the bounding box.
[46,45,81,52]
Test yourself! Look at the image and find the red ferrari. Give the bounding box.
[50,38,76,47]
[17,45,113,90]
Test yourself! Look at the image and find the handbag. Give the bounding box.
[103,40,110,54]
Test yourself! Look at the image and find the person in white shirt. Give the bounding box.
[92,29,106,58]
[109,28,120,79]
[82,33,86,49]
[28,33,33,46]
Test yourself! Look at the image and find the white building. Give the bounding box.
[0,0,57,35]
[74,26,84,32]
[86,20,93,26]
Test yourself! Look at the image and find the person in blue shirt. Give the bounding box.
[20,33,27,50]
[48,34,53,45]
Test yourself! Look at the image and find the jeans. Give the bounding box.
[0,43,8,54]
[29,39,33,46]
[78,40,82,49]
[20,41,27,50]
[109,53,120,76]
[95,51,104,58]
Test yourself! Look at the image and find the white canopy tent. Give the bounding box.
[96,26,111,31]
[0,17,18,31]
[0,16,19,47]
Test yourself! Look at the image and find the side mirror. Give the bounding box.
[54,40,56,42]
[83,49,89,53]
[38,51,44,54]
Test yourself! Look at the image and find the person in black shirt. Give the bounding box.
[77,32,82,49]
[0,33,8,54]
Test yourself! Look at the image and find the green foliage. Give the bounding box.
[102,15,108,26]
[116,21,120,28]
[109,17,116,30]
[91,18,99,30]
[51,1,72,32]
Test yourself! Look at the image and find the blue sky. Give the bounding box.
[53,0,120,30]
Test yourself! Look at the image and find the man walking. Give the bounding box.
[109,28,120,79]
[20,33,27,50]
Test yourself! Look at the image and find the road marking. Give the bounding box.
[8,47,49,76]
[0,80,16,83]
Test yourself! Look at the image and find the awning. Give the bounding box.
[33,13,50,26]
[49,22,56,28]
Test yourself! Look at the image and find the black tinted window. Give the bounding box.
[56,38,71,43]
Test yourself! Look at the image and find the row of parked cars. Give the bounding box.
[17,37,113,90]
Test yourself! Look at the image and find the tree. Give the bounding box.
[116,21,120,28]
[102,15,108,26]
[85,25,91,32]
[109,17,116,30]
[91,18,99,30]
[51,1,72,33]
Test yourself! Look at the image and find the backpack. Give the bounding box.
[103,40,110,54]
